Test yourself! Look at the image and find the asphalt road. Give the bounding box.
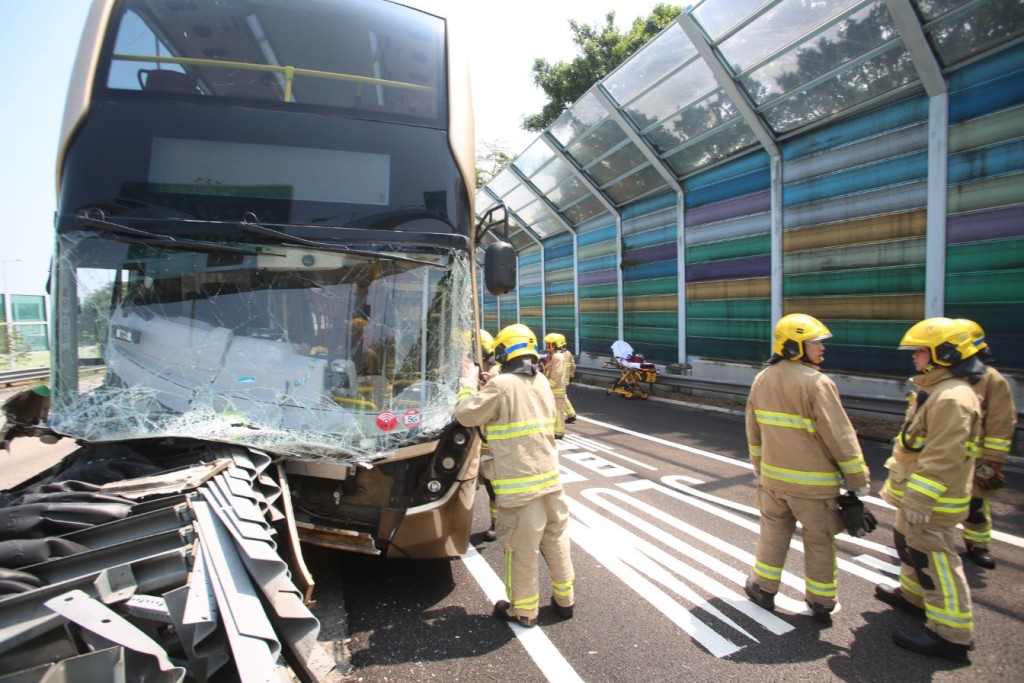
[319,383,1024,683]
[4,383,1021,682]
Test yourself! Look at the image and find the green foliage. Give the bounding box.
[523,4,682,133]
[475,141,512,189]
[1,325,32,366]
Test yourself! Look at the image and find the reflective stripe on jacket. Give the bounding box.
[745,359,869,499]
[455,367,561,508]
[880,367,981,526]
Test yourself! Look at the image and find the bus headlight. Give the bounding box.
[451,429,470,447]
[426,479,443,495]
[438,455,458,472]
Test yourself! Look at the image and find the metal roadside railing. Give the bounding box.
[0,367,51,387]
[574,364,906,418]
[572,362,1024,450]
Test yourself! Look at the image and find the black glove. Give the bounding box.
[837,491,878,537]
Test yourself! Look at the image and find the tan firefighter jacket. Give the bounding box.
[563,349,576,381]
[974,365,1018,465]
[545,350,568,398]
[880,367,981,526]
[746,359,869,499]
[455,363,560,508]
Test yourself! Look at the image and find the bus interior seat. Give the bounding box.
[138,69,197,93]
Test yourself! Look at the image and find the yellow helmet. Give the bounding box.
[954,318,988,352]
[494,323,539,364]
[772,314,832,360]
[899,317,978,366]
[479,329,495,357]
[544,332,566,350]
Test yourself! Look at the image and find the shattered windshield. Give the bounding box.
[49,232,475,461]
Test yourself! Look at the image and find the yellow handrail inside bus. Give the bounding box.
[114,53,435,102]
[331,395,378,411]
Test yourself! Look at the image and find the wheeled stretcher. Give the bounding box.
[603,340,657,399]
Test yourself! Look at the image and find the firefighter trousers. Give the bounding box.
[749,486,843,610]
[553,395,566,437]
[497,491,574,618]
[893,508,974,645]
[962,496,993,549]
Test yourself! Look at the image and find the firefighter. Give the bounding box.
[554,334,579,423]
[455,323,575,628]
[478,329,500,542]
[951,319,1017,569]
[876,317,983,662]
[543,332,569,440]
[744,313,870,625]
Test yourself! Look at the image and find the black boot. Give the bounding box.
[874,583,925,617]
[893,627,972,663]
[551,596,574,619]
[965,544,996,569]
[493,600,535,628]
[484,521,497,542]
[744,582,775,611]
[807,602,833,626]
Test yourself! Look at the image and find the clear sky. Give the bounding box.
[0,0,662,297]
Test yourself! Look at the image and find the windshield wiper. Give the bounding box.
[76,211,268,257]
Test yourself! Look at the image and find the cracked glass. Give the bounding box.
[51,232,474,462]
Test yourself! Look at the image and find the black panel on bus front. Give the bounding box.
[58,100,471,238]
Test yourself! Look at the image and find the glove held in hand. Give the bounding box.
[838,491,878,537]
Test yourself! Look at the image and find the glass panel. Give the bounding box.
[605,24,696,105]
[566,119,628,167]
[509,227,536,250]
[761,43,917,132]
[692,0,773,40]
[665,120,759,176]
[12,324,49,352]
[913,0,974,21]
[928,0,1024,67]
[740,2,896,106]
[719,0,865,74]
[531,156,574,193]
[548,176,590,208]
[623,58,718,130]
[514,139,556,178]
[475,191,497,214]
[564,195,608,225]
[516,200,548,225]
[585,145,649,186]
[644,91,739,154]
[51,235,475,460]
[11,295,47,322]
[550,92,606,146]
[488,169,518,198]
[503,184,536,213]
[105,0,446,126]
[604,166,669,204]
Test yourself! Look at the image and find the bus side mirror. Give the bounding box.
[484,241,516,296]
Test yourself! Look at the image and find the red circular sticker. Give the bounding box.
[402,409,422,428]
[376,411,398,432]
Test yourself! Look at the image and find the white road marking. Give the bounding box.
[568,495,792,637]
[461,546,584,683]
[561,450,634,478]
[567,501,744,658]
[563,433,657,470]
[577,415,752,470]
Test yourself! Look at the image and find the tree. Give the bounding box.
[475,141,512,189]
[523,4,682,133]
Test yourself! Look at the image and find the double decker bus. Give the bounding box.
[45,0,510,560]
